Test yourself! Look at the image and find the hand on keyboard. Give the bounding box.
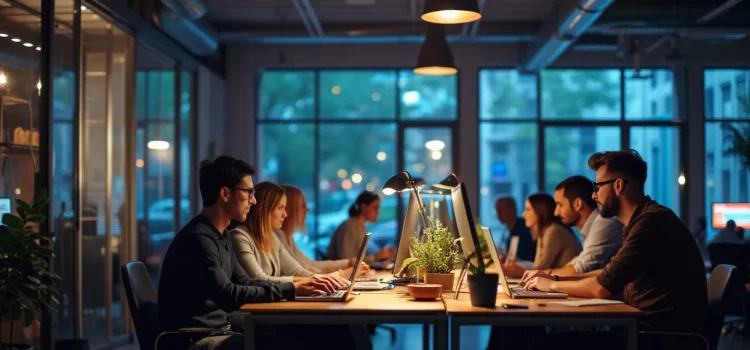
[523,277,555,292]
[294,275,340,296]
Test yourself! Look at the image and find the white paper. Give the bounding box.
[548,299,625,307]
[507,236,519,261]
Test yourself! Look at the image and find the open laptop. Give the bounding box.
[482,227,568,299]
[295,233,370,302]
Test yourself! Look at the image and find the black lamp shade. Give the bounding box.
[414,25,457,76]
[422,0,481,24]
[429,173,460,192]
[383,171,413,193]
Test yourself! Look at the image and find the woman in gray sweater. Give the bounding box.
[326,191,395,264]
[229,182,348,284]
[276,185,368,276]
[503,193,582,277]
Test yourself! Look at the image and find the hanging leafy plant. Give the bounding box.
[721,96,750,170]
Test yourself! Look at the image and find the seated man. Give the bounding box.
[523,150,708,349]
[517,175,623,279]
[158,156,355,349]
[495,196,536,261]
[710,219,743,244]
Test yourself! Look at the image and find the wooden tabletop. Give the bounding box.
[240,292,445,314]
[444,292,643,316]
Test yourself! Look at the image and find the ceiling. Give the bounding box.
[204,0,750,43]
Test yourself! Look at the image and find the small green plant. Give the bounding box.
[721,96,750,170]
[0,189,59,349]
[402,219,463,274]
[463,251,495,275]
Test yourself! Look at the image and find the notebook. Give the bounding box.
[548,299,625,307]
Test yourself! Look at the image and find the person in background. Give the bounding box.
[327,191,395,264]
[158,156,354,349]
[710,219,743,244]
[495,196,536,261]
[230,182,350,284]
[694,217,707,248]
[502,193,582,278]
[519,175,622,280]
[523,150,707,349]
[276,184,369,277]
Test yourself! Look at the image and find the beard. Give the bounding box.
[560,211,580,226]
[598,196,620,218]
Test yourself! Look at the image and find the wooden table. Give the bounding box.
[445,292,644,350]
[240,292,448,350]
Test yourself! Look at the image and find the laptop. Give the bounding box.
[481,227,568,299]
[295,233,370,302]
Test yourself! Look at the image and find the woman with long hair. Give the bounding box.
[229,182,348,284]
[503,193,582,277]
[277,184,368,277]
[326,191,395,264]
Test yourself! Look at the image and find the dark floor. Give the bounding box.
[113,324,749,350]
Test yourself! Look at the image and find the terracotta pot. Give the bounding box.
[406,283,442,301]
[425,272,455,292]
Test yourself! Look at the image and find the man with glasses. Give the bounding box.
[522,149,707,349]
[158,156,354,349]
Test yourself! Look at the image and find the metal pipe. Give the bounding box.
[104,23,114,343]
[73,0,83,339]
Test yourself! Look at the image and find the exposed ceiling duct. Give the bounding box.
[160,0,207,20]
[156,7,219,56]
[520,0,617,72]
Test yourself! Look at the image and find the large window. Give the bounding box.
[480,69,682,246]
[258,70,457,254]
[704,69,750,239]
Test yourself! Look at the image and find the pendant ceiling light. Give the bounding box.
[414,25,457,76]
[422,0,481,25]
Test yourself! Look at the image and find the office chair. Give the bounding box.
[708,243,749,335]
[121,261,239,350]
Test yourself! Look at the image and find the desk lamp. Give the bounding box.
[382,171,430,230]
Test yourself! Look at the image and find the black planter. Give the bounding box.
[0,343,32,350]
[468,273,499,308]
[55,339,89,350]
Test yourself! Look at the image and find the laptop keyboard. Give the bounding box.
[511,287,549,297]
[308,290,346,298]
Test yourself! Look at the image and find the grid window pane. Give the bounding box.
[320,70,397,119]
[630,127,681,213]
[404,127,453,185]
[258,124,316,235]
[541,69,621,120]
[625,69,674,120]
[318,123,397,251]
[544,127,621,192]
[259,70,315,120]
[704,69,750,120]
[479,70,538,120]
[399,70,457,120]
[479,123,538,245]
[705,122,750,239]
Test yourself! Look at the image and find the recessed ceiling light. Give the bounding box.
[0,33,8,38]
[36,47,41,51]
[23,42,33,47]
[11,38,21,42]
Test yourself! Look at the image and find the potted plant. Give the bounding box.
[721,97,750,169]
[464,251,499,308]
[402,219,463,291]
[1,190,59,350]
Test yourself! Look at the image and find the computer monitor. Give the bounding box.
[712,203,750,229]
[0,198,12,222]
[451,183,482,267]
[391,191,421,276]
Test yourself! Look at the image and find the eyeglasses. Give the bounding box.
[234,187,255,198]
[592,179,628,193]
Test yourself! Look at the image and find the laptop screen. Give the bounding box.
[345,233,371,294]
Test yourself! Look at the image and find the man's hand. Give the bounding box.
[520,269,553,285]
[502,259,526,278]
[524,277,555,292]
[293,275,340,296]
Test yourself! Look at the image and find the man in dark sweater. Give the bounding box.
[158,156,349,349]
[521,150,708,349]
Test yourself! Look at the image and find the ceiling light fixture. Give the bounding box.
[422,0,481,24]
[414,24,457,76]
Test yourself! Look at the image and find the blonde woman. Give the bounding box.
[230,182,348,286]
[277,185,369,277]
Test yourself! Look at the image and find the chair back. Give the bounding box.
[121,261,161,350]
[705,264,736,350]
